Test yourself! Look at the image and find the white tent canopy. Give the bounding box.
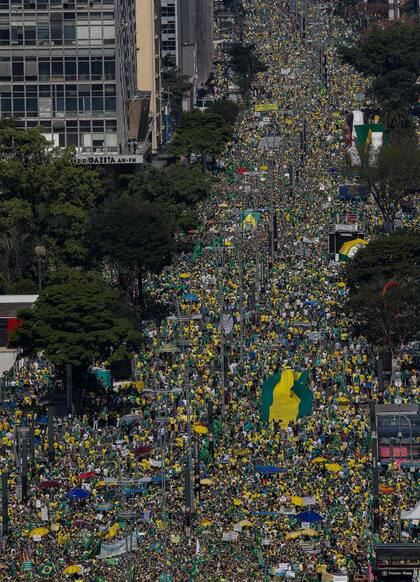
[401,501,420,520]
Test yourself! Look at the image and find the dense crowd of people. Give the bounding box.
[0,0,418,580]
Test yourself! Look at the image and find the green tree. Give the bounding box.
[0,125,104,288]
[161,55,192,122]
[92,196,174,305]
[210,99,242,125]
[339,24,420,78]
[0,198,32,289]
[352,142,420,228]
[10,271,142,367]
[170,110,233,169]
[345,231,420,352]
[124,162,212,209]
[227,43,266,95]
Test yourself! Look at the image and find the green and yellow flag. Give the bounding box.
[260,369,312,425]
[338,238,367,261]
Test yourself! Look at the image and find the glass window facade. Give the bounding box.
[0,0,136,153]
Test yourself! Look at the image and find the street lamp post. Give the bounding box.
[34,245,46,294]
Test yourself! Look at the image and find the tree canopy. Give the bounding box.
[161,55,193,122]
[92,195,174,304]
[227,43,267,95]
[339,24,420,78]
[339,24,420,133]
[353,142,420,226]
[170,110,233,167]
[124,162,212,209]
[0,125,103,291]
[345,231,420,351]
[210,100,242,126]
[10,271,142,366]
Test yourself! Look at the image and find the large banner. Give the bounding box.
[255,103,278,112]
[98,533,138,559]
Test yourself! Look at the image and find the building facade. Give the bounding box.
[160,0,213,109]
[136,0,163,155]
[0,0,140,157]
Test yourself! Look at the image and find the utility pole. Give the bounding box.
[238,209,245,369]
[48,404,55,462]
[2,471,8,539]
[21,440,28,504]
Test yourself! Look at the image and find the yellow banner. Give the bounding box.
[255,103,278,112]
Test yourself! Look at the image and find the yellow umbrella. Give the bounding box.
[224,240,232,247]
[291,496,303,506]
[200,478,213,486]
[311,456,327,464]
[337,396,349,403]
[193,424,208,435]
[233,498,242,506]
[285,531,301,540]
[237,519,253,527]
[259,165,269,171]
[28,527,49,537]
[325,463,343,472]
[201,519,213,527]
[179,273,191,279]
[337,281,346,288]
[63,565,83,575]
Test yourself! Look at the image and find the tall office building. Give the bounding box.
[136,0,163,155]
[160,0,213,109]
[0,0,145,163]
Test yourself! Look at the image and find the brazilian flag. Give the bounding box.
[38,562,55,578]
[261,369,312,425]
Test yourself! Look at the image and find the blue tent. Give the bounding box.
[296,511,323,522]
[66,487,91,500]
[182,293,199,302]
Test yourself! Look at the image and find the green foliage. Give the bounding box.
[10,271,142,366]
[92,195,174,303]
[162,55,193,121]
[339,24,420,135]
[345,231,420,350]
[348,142,420,224]
[227,43,266,95]
[339,24,420,78]
[346,231,420,291]
[371,68,418,109]
[125,162,212,209]
[0,125,104,288]
[170,110,233,164]
[210,100,242,125]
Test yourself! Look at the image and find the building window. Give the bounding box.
[161,6,175,16]
[0,28,9,46]
[161,22,175,34]
[39,61,50,81]
[24,26,36,45]
[12,60,24,81]
[11,26,24,45]
[162,40,176,51]
[104,57,115,80]
[65,58,76,80]
[38,24,49,45]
